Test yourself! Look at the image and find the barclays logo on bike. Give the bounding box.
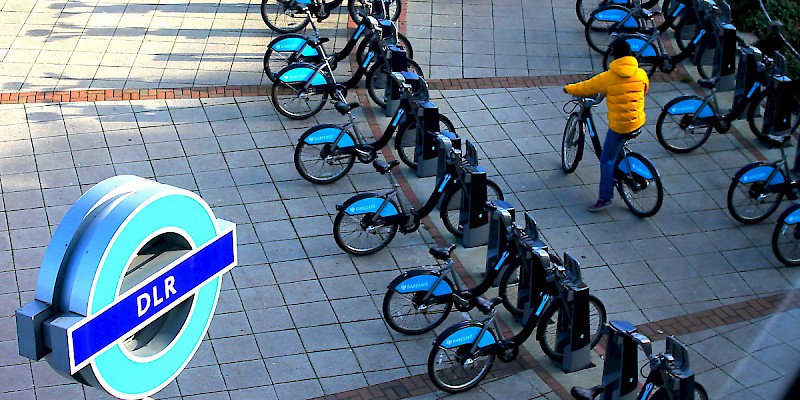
[668,105,700,115]
[399,282,428,291]
[348,205,377,214]
[307,134,335,143]
[444,334,474,347]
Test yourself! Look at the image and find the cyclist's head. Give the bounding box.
[612,41,632,60]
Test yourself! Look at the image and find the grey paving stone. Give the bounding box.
[265,354,316,384]
[330,296,382,323]
[212,335,261,364]
[176,365,226,396]
[353,343,405,372]
[219,360,271,391]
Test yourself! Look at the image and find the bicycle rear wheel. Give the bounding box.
[348,0,402,24]
[383,284,453,334]
[694,37,717,80]
[333,210,399,255]
[395,114,456,169]
[727,163,785,224]
[261,0,311,33]
[271,80,329,119]
[673,12,699,52]
[440,179,504,238]
[655,98,713,153]
[616,153,663,218]
[538,296,607,361]
[585,6,640,55]
[498,262,530,317]
[428,344,495,393]
[294,136,356,184]
[562,113,584,173]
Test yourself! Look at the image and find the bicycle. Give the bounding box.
[260,0,400,33]
[584,0,692,55]
[263,9,413,82]
[600,0,719,77]
[576,0,664,27]
[772,202,800,267]
[293,72,455,183]
[727,134,795,225]
[332,155,503,255]
[382,202,527,334]
[561,95,664,217]
[571,321,709,400]
[655,50,790,153]
[348,0,401,24]
[271,33,422,119]
[426,242,607,393]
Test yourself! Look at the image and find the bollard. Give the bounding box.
[558,253,594,373]
[774,77,794,137]
[415,101,441,178]
[733,46,762,114]
[384,45,408,117]
[484,200,515,283]
[517,212,550,318]
[461,164,489,248]
[435,132,461,210]
[600,321,641,399]
[715,23,737,92]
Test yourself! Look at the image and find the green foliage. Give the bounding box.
[729,0,800,78]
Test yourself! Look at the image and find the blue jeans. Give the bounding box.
[599,129,628,200]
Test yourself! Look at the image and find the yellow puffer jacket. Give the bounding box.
[564,56,649,134]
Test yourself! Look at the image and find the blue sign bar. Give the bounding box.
[70,229,235,368]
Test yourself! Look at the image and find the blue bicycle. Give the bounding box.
[561,95,663,217]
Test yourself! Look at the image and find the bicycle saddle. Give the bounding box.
[372,159,400,174]
[305,36,330,46]
[334,101,360,115]
[570,385,604,400]
[763,134,791,149]
[429,244,456,261]
[475,297,503,314]
[697,77,719,89]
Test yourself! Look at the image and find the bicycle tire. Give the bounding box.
[383,277,453,334]
[694,36,718,80]
[773,205,800,266]
[603,36,659,76]
[357,32,414,66]
[655,95,713,153]
[577,0,629,26]
[498,262,529,317]
[673,12,698,53]
[271,79,329,119]
[348,0,402,24]
[428,342,495,393]
[261,0,310,33]
[333,209,399,255]
[727,162,785,224]
[562,113,585,173]
[616,152,663,218]
[395,114,456,169]
[538,295,607,362]
[440,179,504,238]
[294,126,356,184]
[366,58,424,108]
[647,382,709,400]
[747,89,800,140]
[585,6,641,55]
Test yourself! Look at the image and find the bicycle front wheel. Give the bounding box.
[333,210,399,255]
[294,137,356,184]
[366,59,424,108]
[348,0,402,24]
[395,114,456,169]
[538,295,607,361]
[562,112,585,173]
[616,153,663,218]
[673,12,698,52]
[694,38,718,80]
[261,0,311,33]
[585,7,639,55]
[428,344,495,393]
[655,97,713,153]
[440,179,504,238]
[647,382,709,400]
[271,80,329,119]
[727,163,785,224]
[383,284,453,335]
[747,89,800,140]
[498,262,526,317]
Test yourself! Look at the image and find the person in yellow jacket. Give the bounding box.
[564,42,650,211]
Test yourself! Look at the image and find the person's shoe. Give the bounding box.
[588,199,612,212]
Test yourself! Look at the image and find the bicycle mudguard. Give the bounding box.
[433,321,497,350]
[337,193,399,217]
[387,270,453,297]
[592,6,639,28]
[276,62,328,86]
[269,34,321,57]
[617,155,655,180]
[778,204,800,225]
[300,124,356,147]
[612,35,657,57]
[663,95,714,118]
[734,162,786,185]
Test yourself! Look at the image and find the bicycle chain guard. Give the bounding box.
[399,217,420,233]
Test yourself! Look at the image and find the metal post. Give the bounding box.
[716,23,737,92]
[484,200,515,283]
[414,101,441,178]
[384,45,407,117]
[435,132,460,210]
[733,46,762,114]
[461,159,489,248]
[600,321,640,400]
[558,254,594,373]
